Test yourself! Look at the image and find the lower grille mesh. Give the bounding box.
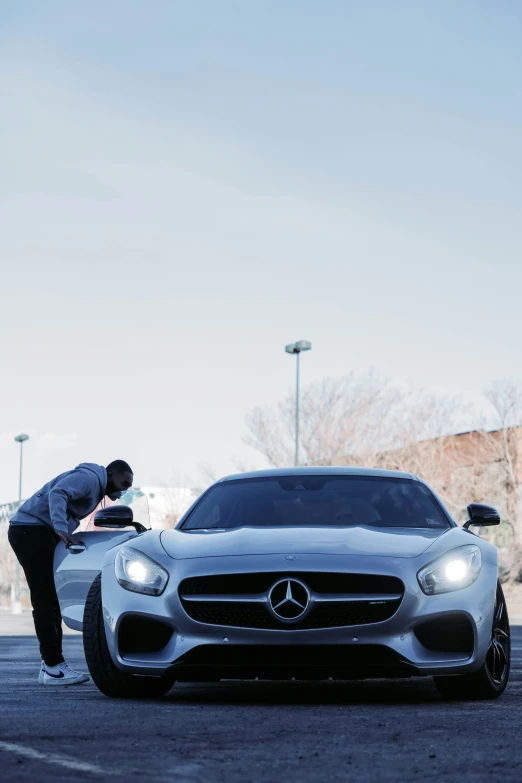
[183,601,401,630]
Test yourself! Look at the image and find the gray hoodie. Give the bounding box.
[10,463,109,536]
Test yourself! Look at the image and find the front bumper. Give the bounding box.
[100,552,498,679]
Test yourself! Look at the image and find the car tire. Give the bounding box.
[434,582,510,701]
[83,574,176,699]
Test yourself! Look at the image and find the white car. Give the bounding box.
[54,468,510,700]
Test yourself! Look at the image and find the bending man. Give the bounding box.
[9,460,133,685]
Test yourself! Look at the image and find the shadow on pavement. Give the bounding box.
[161,677,443,707]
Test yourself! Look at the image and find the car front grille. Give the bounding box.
[179,572,404,630]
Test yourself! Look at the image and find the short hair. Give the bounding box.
[106,459,133,475]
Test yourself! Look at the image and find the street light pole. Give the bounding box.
[295,350,300,467]
[12,434,29,615]
[285,341,312,467]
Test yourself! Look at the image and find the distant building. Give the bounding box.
[330,426,521,515]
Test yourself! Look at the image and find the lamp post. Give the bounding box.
[12,433,29,615]
[285,341,312,467]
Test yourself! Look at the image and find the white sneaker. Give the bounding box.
[39,660,89,685]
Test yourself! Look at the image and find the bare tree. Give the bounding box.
[471,381,522,578]
[231,455,261,475]
[245,371,409,468]
[156,485,200,528]
[245,371,465,471]
[196,462,219,488]
[483,382,522,528]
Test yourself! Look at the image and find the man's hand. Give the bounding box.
[56,531,78,547]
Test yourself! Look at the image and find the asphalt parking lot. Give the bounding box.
[1,617,522,783]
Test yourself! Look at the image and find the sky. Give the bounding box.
[1,0,522,503]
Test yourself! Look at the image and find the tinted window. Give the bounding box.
[182,476,450,530]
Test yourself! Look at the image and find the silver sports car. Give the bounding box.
[54,467,510,700]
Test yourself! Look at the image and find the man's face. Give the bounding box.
[107,471,134,495]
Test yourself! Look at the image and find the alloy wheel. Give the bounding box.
[485,584,510,685]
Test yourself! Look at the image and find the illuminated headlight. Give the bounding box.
[417,545,482,595]
[115,546,169,596]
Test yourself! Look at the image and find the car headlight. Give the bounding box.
[417,544,482,595]
[115,546,169,596]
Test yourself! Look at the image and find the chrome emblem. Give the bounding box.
[268,579,310,622]
[285,555,296,561]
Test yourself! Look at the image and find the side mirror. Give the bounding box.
[463,503,501,530]
[94,505,148,534]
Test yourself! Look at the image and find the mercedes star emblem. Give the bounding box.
[268,578,310,622]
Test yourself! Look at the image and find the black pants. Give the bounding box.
[8,525,64,667]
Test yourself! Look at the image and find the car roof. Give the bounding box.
[218,466,418,483]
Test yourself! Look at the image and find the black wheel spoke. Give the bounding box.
[497,642,508,669]
[493,645,501,681]
[484,585,511,685]
[493,642,504,681]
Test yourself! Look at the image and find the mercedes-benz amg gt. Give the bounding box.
[54,468,510,700]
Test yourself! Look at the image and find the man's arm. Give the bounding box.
[49,474,97,544]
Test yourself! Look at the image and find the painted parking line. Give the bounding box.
[0,741,118,776]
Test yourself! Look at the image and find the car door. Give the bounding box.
[54,530,137,631]
[54,492,150,631]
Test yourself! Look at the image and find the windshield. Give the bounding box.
[181,476,451,531]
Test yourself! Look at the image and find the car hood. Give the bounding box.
[160,526,447,560]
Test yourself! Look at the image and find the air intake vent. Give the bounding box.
[118,616,174,655]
